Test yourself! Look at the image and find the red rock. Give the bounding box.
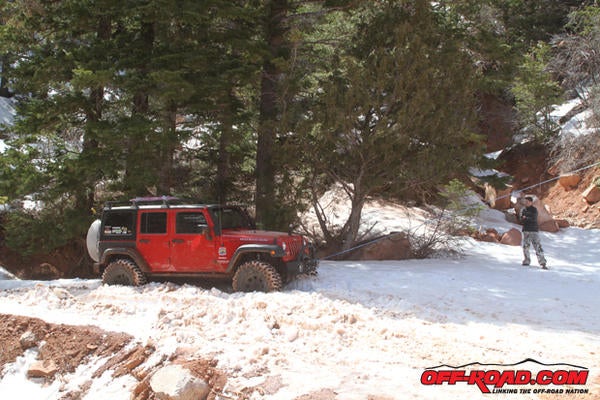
[539,220,559,233]
[27,360,58,378]
[558,174,581,190]
[500,228,522,246]
[583,184,600,204]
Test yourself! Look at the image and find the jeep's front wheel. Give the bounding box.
[102,259,147,286]
[232,261,282,292]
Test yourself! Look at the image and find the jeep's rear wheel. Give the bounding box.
[232,261,282,292]
[102,259,147,286]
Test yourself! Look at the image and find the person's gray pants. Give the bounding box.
[522,231,546,266]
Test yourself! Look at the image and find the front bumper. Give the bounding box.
[285,243,318,276]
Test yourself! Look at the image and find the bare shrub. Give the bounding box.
[405,209,468,259]
[549,131,600,173]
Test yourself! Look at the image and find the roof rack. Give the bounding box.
[104,196,183,210]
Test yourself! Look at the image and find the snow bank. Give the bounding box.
[301,184,432,241]
[0,266,18,280]
[0,227,598,399]
[0,200,598,399]
[548,97,599,137]
[0,97,15,153]
[0,97,15,127]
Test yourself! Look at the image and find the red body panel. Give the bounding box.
[137,211,170,272]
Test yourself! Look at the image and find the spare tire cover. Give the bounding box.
[86,219,101,262]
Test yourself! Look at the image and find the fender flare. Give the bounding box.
[99,248,151,273]
[226,244,284,273]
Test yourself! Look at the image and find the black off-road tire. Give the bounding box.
[102,259,147,286]
[232,261,283,292]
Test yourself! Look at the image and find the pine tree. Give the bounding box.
[254,0,357,229]
[0,0,260,256]
[303,0,482,250]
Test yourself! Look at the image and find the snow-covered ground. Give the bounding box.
[0,96,15,153]
[0,203,599,400]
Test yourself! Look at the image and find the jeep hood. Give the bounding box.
[221,229,300,242]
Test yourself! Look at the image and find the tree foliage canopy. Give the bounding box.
[298,0,481,249]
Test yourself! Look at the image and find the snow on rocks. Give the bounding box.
[149,364,209,400]
[19,331,37,350]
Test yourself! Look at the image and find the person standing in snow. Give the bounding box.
[520,196,547,269]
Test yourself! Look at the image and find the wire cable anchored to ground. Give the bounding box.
[319,160,600,261]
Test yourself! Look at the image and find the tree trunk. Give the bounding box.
[157,102,177,195]
[256,0,289,228]
[341,186,366,252]
[0,55,12,98]
[124,21,154,197]
[215,88,237,203]
[77,16,111,212]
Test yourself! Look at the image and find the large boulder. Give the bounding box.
[494,187,513,210]
[150,364,210,400]
[583,183,600,204]
[558,174,581,190]
[500,228,522,246]
[483,183,512,210]
[347,233,413,260]
[513,194,554,227]
[539,220,560,233]
[477,228,500,243]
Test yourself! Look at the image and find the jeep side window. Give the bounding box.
[140,212,167,234]
[103,211,135,237]
[176,212,208,234]
[209,207,252,230]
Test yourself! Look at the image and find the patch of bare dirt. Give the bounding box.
[0,314,229,400]
[543,167,600,228]
[499,142,600,228]
[0,313,132,374]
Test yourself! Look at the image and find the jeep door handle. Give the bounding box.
[139,239,150,244]
[172,239,184,244]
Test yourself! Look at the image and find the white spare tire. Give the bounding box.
[86,219,101,262]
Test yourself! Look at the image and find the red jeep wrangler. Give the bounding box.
[86,197,317,292]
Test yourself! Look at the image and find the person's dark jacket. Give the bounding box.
[521,206,539,232]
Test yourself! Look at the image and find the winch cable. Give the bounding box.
[492,160,600,203]
[321,231,407,261]
[318,160,600,261]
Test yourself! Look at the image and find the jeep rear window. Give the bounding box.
[103,211,135,237]
[140,212,167,234]
[176,212,207,234]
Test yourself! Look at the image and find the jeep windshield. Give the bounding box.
[209,206,255,230]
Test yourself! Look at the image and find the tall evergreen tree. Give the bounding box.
[0,1,14,98]
[254,0,356,229]
[302,0,482,250]
[0,0,258,255]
